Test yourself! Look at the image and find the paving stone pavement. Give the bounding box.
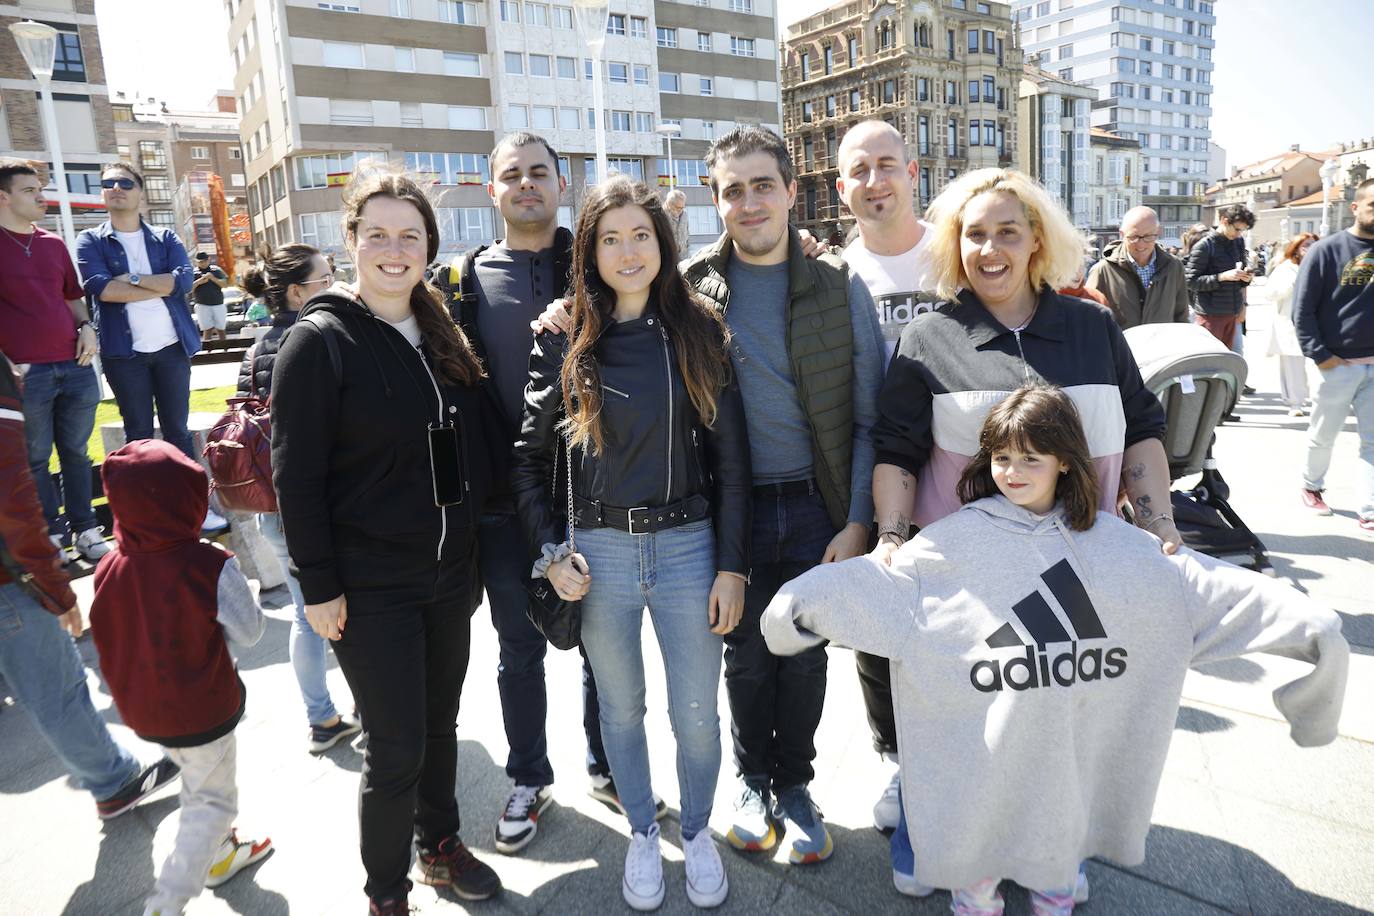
[2,283,1371,915]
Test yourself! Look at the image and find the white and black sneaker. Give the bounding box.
[494,784,553,854]
[587,772,668,821]
[622,822,665,911]
[73,528,111,562]
[308,715,361,753]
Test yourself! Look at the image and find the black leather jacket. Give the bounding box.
[236,311,298,400]
[511,310,751,577]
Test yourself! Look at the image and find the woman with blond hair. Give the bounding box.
[270,167,502,913]
[1265,232,1319,415]
[866,168,1177,903]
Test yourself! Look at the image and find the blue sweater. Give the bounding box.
[1293,229,1374,362]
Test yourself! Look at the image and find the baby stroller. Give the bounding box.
[1124,323,1271,573]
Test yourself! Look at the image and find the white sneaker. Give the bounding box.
[50,534,68,561]
[873,767,901,831]
[622,822,665,911]
[202,508,229,534]
[73,528,111,561]
[1074,863,1090,903]
[683,829,728,908]
[893,869,934,897]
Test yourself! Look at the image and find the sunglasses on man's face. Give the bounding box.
[101,178,137,190]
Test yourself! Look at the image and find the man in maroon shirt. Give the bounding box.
[0,159,108,561]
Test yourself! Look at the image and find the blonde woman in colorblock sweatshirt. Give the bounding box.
[762,494,1348,896]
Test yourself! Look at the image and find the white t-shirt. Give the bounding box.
[380,313,422,350]
[842,219,940,364]
[114,229,178,353]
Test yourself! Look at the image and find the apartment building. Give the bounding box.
[1201,147,1335,245]
[1016,59,1094,227]
[1012,0,1217,247]
[1,0,118,234]
[781,0,1022,237]
[111,90,249,265]
[226,0,779,262]
[1087,125,1140,252]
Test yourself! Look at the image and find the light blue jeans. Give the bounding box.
[1302,362,1374,521]
[258,511,339,725]
[576,519,723,838]
[0,581,140,800]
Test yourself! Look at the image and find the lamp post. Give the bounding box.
[573,0,610,185]
[8,20,76,252]
[1279,217,1289,244]
[1318,157,1340,237]
[655,122,681,191]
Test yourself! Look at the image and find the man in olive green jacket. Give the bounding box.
[1087,206,1190,329]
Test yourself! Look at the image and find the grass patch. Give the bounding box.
[52,385,238,472]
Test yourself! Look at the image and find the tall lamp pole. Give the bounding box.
[1318,157,1340,238]
[655,122,681,190]
[8,20,76,252]
[573,0,611,184]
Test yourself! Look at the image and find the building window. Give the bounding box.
[917,78,929,101]
[506,105,529,129]
[228,147,242,159]
[530,54,552,77]
[437,0,477,21]
[139,141,167,170]
[52,29,85,81]
[802,101,813,122]
[145,175,172,204]
[299,212,346,251]
[445,51,481,76]
[633,64,649,85]
[404,152,490,185]
[918,115,929,155]
[554,5,573,28]
[883,79,895,104]
[983,29,995,52]
[983,120,995,146]
[701,121,715,140]
[531,105,555,129]
[395,46,416,72]
[505,52,524,75]
[190,146,210,160]
[728,0,752,11]
[608,61,628,83]
[610,110,632,132]
[527,3,549,26]
[848,35,858,63]
[983,76,994,102]
[555,55,577,78]
[148,210,176,229]
[295,152,362,189]
[436,207,495,244]
[323,41,364,67]
[659,72,680,92]
[879,22,892,50]
[799,51,809,80]
[656,26,676,46]
[698,33,712,52]
[945,80,957,104]
[635,111,654,132]
[700,77,713,96]
[825,95,835,117]
[969,121,979,147]
[500,0,520,22]
[967,28,978,52]
[630,16,647,38]
[731,37,756,57]
[850,88,861,110]
[448,106,487,130]
[675,159,710,187]
[968,80,979,103]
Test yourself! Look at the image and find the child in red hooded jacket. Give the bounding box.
[91,438,271,916]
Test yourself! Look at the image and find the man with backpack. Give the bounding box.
[439,132,639,855]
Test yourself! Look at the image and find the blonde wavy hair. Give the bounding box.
[925,168,1085,301]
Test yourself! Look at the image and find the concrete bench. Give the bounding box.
[99,412,285,590]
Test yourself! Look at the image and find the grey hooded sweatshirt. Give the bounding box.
[763,495,1348,893]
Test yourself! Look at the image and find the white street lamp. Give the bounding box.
[573,0,610,185]
[8,20,76,252]
[1279,217,1289,244]
[655,123,681,191]
[1318,157,1340,238]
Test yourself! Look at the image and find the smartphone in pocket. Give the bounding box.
[428,421,467,507]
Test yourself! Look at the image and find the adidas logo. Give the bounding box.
[970,559,1128,693]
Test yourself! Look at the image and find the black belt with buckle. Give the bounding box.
[572,494,711,535]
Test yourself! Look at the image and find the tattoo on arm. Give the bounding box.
[1126,463,1146,481]
[1134,493,1153,520]
[899,469,912,491]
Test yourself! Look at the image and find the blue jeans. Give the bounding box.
[478,512,607,786]
[19,360,102,537]
[1302,361,1374,520]
[724,488,833,790]
[0,582,140,800]
[576,519,723,838]
[101,343,194,458]
[258,512,339,725]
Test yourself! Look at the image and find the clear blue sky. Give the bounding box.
[98,0,1372,171]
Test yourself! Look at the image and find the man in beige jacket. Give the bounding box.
[1087,206,1190,328]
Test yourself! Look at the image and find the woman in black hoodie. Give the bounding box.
[270,169,500,914]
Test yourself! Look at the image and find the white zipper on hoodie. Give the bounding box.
[417,349,450,563]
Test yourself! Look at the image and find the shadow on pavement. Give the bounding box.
[1175,705,1235,734]
[1191,657,1266,684]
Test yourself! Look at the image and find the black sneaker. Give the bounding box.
[309,715,361,753]
[412,835,501,901]
[587,772,668,821]
[96,758,180,819]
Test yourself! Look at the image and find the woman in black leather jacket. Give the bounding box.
[512,177,750,911]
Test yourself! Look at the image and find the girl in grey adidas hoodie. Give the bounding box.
[763,387,1348,914]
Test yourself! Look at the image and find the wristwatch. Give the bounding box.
[129,273,142,287]
[75,320,91,332]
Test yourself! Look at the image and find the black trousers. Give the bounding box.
[855,650,899,756]
[332,546,478,901]
[724,489,832,791]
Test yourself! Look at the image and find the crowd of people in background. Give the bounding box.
[0,123,1367,916]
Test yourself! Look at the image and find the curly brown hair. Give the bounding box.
[561,176,732,453]
[957,386,1101,531]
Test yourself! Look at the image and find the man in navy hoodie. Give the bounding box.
[1295,177,1374,531]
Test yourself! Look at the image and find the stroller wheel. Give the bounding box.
[1194,486,1210,503]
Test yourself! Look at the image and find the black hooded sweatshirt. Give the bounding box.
[269,291,496,605]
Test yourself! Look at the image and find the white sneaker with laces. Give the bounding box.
[873,767,901,831]
[893,869,935,898]
[73,528,111,561]
[622,822,665,911]
[683,829,728,908]
[1074,863,1090,903]
[202,508,229,534]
